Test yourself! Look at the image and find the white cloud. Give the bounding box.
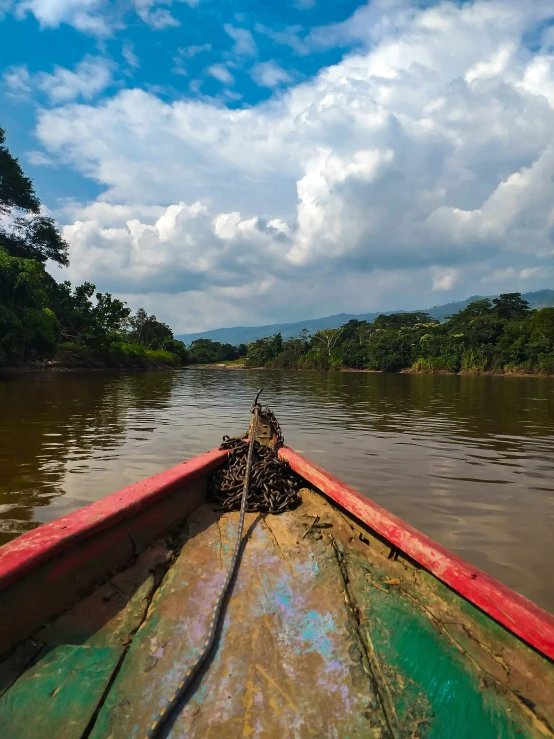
[34,0,554,328]
[224,24,257,56]
[37,56,113,102]
[178,43,212,58]
[172,44,211,76]
[250,61,292,88]
[483,267,517,283]
[15,0,110,34]
[10,0,199,34]
[431,267,459,291]
[2,65,32,98]
[519,267,543,279]
[132,0,179,29]
[254,23,307,56]
[122,41,140,71]
[206,64,234,85]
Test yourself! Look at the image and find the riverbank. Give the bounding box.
[188,363,552,377]
[2,346,185,372]
[188,361,246,369]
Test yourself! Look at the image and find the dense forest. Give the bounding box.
[242,294,554,374]
[0,127,188,368]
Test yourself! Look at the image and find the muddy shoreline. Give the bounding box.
[1,351,184,373]
[188,364,552,377]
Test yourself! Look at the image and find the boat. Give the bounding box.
[0,398,553,739]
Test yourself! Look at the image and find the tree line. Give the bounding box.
[0,126,188,368]
[241,293,554,374]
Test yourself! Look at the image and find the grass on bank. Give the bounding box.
[58,342,184,368]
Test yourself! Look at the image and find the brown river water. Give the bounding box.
[0,369,553,613]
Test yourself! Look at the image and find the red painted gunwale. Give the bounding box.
[0,448,227,593]
[279,447,554,663]
[0,444,553,663]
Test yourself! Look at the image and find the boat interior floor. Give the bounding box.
[0,489,553,739]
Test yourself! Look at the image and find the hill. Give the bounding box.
[176,289,554,346]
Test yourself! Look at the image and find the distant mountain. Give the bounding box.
[176,289,554,346]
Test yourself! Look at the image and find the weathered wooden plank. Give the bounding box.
[0,544,173,738]
[89,504,391,738]
[0,640,42,698]
[0,644,121,739]
[297,489,554,737]
[405,568,554,732]
[280,446,554,662]
[343,547,545,738]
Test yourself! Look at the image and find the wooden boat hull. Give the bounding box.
[0,445,553,737]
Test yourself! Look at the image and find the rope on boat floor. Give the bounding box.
[144,389,301,739]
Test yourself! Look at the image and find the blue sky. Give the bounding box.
[1,0,364,205]
[2,0,554,332]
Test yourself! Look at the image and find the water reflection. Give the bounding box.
[0,369,553,612]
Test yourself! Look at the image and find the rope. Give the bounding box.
[144,395,262,739]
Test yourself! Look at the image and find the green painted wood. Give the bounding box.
[0,544,172,738]
[405,567,554,731]
[344,548,543,738]
[0,640,42,698]
[89,505,391,738]
[0,644,121,738]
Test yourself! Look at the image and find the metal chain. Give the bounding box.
[144,399,264,739]
[209,399,301,514]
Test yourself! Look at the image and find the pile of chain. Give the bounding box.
[209,410,302,514]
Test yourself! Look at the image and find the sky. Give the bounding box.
[1,0,554,333]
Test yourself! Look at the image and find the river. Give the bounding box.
[1,369,553,613]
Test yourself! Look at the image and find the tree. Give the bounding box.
[312,328,343,357]
[447,299,492,324]
[0,251,59,364]
[492,293,530,321]
[0,127,40,214]
[127,309,173,349]
[0,126,69,266]
[49,280,130,350]
[373,312,436,330]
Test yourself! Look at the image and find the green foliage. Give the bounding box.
[189,338,245,364]
[0,251,59,364]
[0,127,40,214]
[240,294,554,375]
[0,127,69,266]
[126,308,173,349]
[48,280,131,351]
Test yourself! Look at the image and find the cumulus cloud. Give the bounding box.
[2,65,32,98]
[206,64,235,85]
[224,24,257,56]
[431,267,459,291]
[3,57,113,103]
[37,56,114,102]
[250,61,292,88]
[33,0,554,329]
[15,0,110,34]
[10,0,198,33]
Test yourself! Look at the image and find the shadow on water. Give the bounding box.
[0,368,553,612]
